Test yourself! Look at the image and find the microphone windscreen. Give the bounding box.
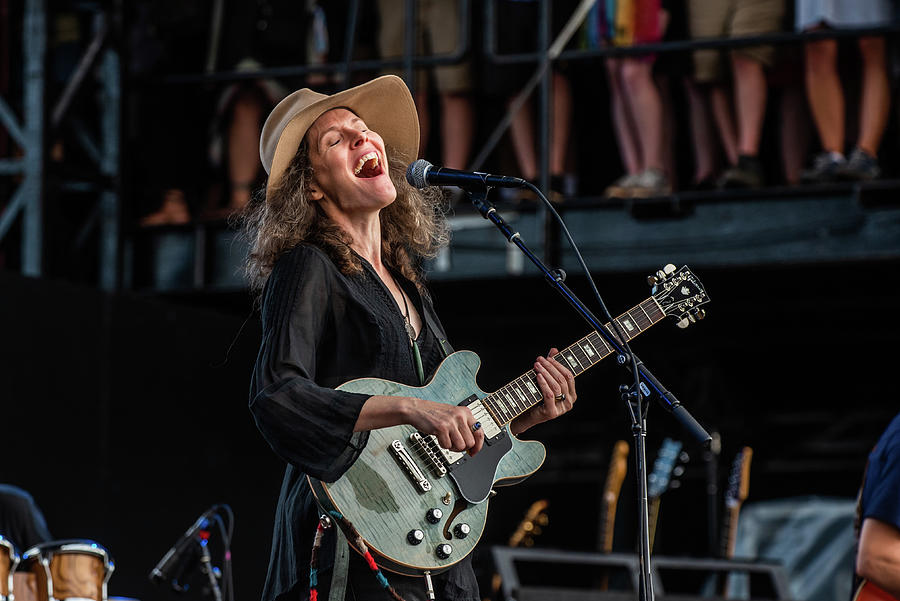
[406,159,432,189]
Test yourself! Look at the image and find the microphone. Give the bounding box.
[149,506,217,590]
[406,159,527,190]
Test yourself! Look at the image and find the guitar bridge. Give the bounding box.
[389,439,432,493]
[409,432,448,478]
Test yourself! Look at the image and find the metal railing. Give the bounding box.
[2,0,898,290]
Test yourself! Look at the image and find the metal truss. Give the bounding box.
[0,0,121,289]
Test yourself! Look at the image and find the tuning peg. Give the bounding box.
[663,264,676,276]
[648,267,668,286]
[694,308,706,320]
[676,318,689,329]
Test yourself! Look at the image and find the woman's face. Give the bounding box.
[305,108,396,221]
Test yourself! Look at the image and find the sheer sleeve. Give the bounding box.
[249,246,371,482]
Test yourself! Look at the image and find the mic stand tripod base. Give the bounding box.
[199,543,223,601]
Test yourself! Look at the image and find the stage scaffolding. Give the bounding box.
[1,0,899,292]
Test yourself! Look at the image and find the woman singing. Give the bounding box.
[243,75,577,601]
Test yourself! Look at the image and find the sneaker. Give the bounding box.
[801,151,846,184]
[628,168,671,198]
[718,155,765,189]
[838,147,881,181]
[603,173,640,199]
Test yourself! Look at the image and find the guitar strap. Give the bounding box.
[329,525,350,601]
[422,299,454,359]
[327,307,452,600]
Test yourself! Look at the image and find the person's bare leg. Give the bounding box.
[508,98,538,181]
[440,92,474,170]
[620,57,665,171]
[856,36,890,157]
[228,90,264,210]
[779,83,810,184]
[709,84,739,165]
[731,53,767,157]
[415,89,431,158]
[656,72,677,188]
[684,78,719,183]
[550,72,572,176]
[606,59,642,175]
[804,39,844,153]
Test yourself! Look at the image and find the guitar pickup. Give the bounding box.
[461,396,503,442]
[390,439,432,493]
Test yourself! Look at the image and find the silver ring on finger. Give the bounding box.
[471,421,482,433]
[554,393,566,402]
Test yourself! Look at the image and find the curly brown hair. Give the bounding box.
[240,141,448,296]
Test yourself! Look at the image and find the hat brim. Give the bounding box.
[264,75,419,198]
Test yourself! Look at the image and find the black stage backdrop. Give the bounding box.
[1,259,897,600]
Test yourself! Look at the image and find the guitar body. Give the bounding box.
[308,350,547,576]
[854,580,898,601]
[307,266,711,577]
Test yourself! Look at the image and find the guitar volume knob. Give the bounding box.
[407,529,424,545]
[425,508,443,524]
[453,523,470,539]
[436,543,453,559]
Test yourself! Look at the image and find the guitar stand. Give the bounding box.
[465,187,713,601]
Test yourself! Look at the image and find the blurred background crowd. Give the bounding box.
[4,0,897,229]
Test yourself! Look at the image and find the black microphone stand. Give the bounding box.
[465,188,711,601]
[198,541,223,601]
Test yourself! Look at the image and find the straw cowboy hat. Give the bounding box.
[259,75,419,199]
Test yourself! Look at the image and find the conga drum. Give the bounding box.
[0,535,18,601]
[19,540,114,601]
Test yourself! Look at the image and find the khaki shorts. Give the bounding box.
[377,0,472,93]
[688,0,786,83]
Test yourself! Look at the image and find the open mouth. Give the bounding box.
[354,152,383,178]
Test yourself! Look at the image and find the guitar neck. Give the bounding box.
[720,504,741,559]
[599,494,619,554]
[481,297,666,427]
[649,497,661,551]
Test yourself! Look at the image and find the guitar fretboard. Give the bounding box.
[481,297,665,427]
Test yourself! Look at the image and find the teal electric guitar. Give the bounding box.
[309,264,709,575]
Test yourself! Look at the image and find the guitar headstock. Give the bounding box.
[648,438,685,500]
[724,446,753,509]
[648,264,710,329]
[508,499,549,548]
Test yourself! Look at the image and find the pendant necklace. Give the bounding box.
[390,271,425,385]
[398,283,417,342]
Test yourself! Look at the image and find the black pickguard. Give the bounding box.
[448,430,512,503]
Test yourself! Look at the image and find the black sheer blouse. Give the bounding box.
[250,244,479,601]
